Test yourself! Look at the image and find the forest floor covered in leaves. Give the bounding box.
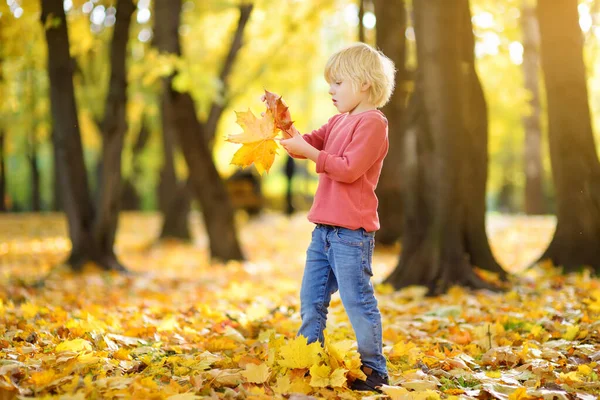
[0,212,599,399]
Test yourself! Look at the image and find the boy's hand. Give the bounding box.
[279,133,319,162]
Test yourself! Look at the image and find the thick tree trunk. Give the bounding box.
[93,0,135,266]
[521,3,545,215]
[385,0,501,294]
[0,130,5,212]
[154,0,244,261]
[537,0,600,272]
[41,0,98,270]
[373,0,406,245]
[160,181,192,240]
[42,0,134,271]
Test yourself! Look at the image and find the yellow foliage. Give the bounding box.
[309,364,330,387]
[1,214,600,399]
[227,109,281,174]
[55,339,93,353]
[277,336,323,369]
[242,363,271,384]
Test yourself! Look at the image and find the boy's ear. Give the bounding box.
[361,81,371,92]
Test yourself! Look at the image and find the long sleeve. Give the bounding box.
[289,120,330,159]
[315,117,387,183]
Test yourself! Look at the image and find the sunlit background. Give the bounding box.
[2,0,600,213]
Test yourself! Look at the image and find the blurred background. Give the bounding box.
[4,0,599,215]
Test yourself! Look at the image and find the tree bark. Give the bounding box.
[42,0,98,270]
[373,0,406,245]
[154,0,244,261]
[385,0,502,295]
[94,0,135,264]
[521,2,545,215]
[42,0,133,271]
[537,0,600,272]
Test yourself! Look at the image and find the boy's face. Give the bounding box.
[328,79,369,115]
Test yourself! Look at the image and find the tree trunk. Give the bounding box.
[154,0,244,261]
[121,121,149,210]
[0,130,5,212]
[537,0,600,272]
[52,135,61,212]
[521,2,545,215]
[160,181,192,240]
[42,0,133,271]
[373,0,406,245]
[93,0,135,265]
[158,101,191,239]
[41,0,98,270]
[385,0,501,295]
[27,68,41,212]
[358,0,365,42]
[29,150,41,212]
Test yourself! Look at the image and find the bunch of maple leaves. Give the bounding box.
[0,213,600,399]
[227,90,295,174]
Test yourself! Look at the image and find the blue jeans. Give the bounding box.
[298,224,387,376]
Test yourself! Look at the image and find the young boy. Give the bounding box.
[278,42,396,392]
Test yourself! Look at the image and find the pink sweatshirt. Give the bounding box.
[297,109,389,232]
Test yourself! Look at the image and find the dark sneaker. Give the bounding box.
[350,366,389,393]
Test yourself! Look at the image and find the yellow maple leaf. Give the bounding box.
[309,364,331,387]
[242,363,270,384]
[325,338,364,380]
[274,375,292,394]
[227,109,280,174]
[308,365,347,388]
[55,338,92,353]
[278,336,322,369]
[329,367,348,387]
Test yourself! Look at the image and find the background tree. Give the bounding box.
[373,0,407,245]
[385,0,502,295]
[41,0,134,271]
[521,0,545,215]
[153,0,244,261]
[537,0,600,272]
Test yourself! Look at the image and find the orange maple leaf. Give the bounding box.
[227,109,280,174]
[264,90,293,138]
